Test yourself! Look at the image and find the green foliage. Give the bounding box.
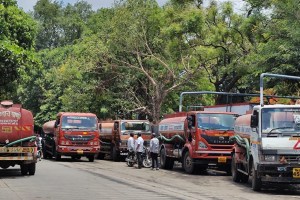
[0,0,37,100]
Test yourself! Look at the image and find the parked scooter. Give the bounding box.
[126,146,152,168]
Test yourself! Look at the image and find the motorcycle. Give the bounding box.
[126,146,152,168]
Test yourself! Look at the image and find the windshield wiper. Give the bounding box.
[266,127,294,137]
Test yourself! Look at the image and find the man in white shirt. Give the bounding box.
[135,133,144,169]
[150,133,159,170]
[127,132,135,161]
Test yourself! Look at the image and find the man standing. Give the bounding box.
[127,132,135,161]
[135,133,144,169]
[150,133,159,170]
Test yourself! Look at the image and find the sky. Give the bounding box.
[16,0,169,12]
[16,0,245,12]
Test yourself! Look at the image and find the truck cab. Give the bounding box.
[159,111,238,174]
[99,120,151,161]
[43,112,100,162]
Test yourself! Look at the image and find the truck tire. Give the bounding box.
[97,153,105,160]
[251,162,262,191]
[231,154,242,182]
[183,151,195,174]
[54,150,61,161]
[20,164,28,175]
[88,155,95,162]
[28,163,36,175]
[160,148,174,170]
[111,146,119,161]
[43,149,50,159]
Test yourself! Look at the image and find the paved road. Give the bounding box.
[0,157,299,200]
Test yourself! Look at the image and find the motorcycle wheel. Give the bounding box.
[127,160,134,167]
[142,157,152,168]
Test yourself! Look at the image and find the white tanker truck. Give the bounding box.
[231,73,300,191]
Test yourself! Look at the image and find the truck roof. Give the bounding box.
[163,111,237,119]
[57,112,97,117]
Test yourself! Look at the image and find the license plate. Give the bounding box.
[293,168,300,178]
[77,149,83,154]
[218,157,227,163]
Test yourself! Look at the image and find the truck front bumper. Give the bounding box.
[193,150,232,165]
[258,163,300,184]
[57,145,100,155]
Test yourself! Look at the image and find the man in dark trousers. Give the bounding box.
[150,133,159,170]
[135,133,144,169]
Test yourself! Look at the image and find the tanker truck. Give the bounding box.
[98,120,152,161]
[230,73,300,191]
[42,112,100,162]
[0,100,37,175]
[159,110,238,174]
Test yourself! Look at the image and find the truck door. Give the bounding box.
[187,114,196,142]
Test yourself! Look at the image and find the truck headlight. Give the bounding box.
[263,155,277,162]
[198,141,208,149]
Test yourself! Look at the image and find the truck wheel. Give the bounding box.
[231,154,241,182]
[43,149,50,159]
[88,155,95,162]
[54,152,61,161]
[111,146,119,161]
[160,148,173,169]
[20,164,28,175]
[97,153,105,160]
[183,151,195,174]
[251,162,262,191]
[28,163,36,175]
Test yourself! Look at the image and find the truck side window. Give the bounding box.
[114,122,119,130]
[187,115,195,128]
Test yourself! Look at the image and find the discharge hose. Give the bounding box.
[5,136,36,147]
[229,135,250,161]
[157,134,185,142]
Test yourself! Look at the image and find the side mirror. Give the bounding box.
[250,115,258,128]
[187,116,193,129]
[99,124,102,130]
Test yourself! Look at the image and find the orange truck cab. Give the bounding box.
[42,112,100,162]
[159,111,238,174]
[98,120,152,161]
[0,100,37,175]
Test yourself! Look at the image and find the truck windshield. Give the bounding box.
[61,116,97,130]
[120,122,150,133]
[261,108,300,136]
[197,113,236,130]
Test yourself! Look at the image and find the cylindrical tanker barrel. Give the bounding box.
[234,114,252,138]
[158,116,186,143]
[42,120,56,134]
[0,101,34,143]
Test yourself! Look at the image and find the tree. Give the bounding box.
[0,0,37,99]
[34,0,93,50]
[95,0,222,122]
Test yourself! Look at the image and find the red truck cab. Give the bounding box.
[43,112,100,162]
[159,111,237,174]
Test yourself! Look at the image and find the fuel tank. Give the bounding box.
[42,120,56,134]
[0,100,34,143]
[233,114,252,138]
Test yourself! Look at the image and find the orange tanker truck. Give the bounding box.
[0,100,37,175]
[98,120,152,161]
[159,109,238,174]
[42,112,100,162]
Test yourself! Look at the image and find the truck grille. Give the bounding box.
[64,135,94,141]
[280,155,300,164]
[201,134,233,145]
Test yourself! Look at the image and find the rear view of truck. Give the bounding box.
[0,100,37,175]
